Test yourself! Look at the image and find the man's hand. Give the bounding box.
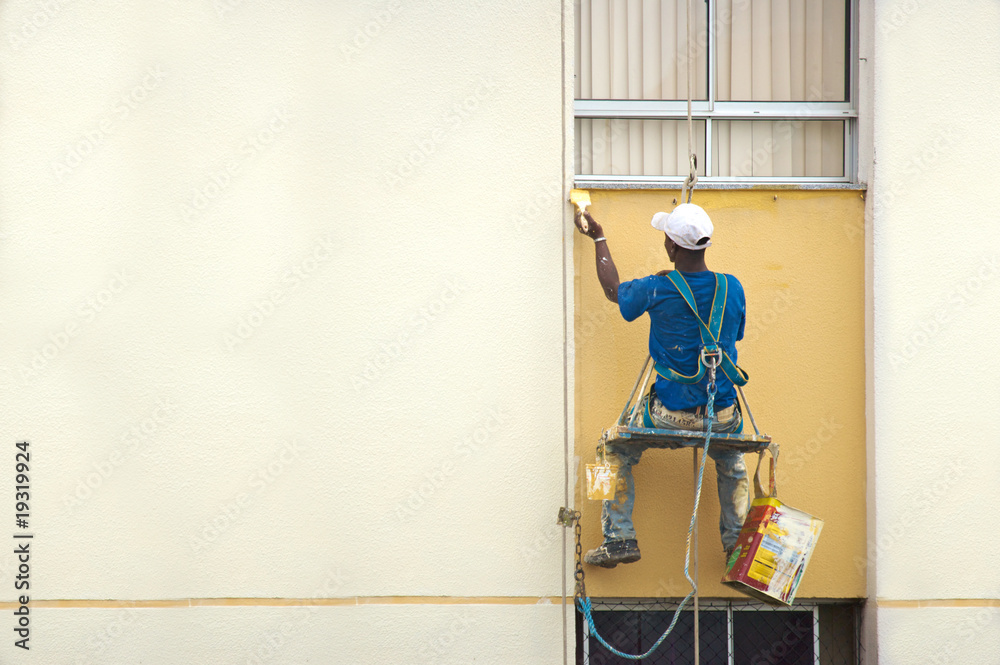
[574,209,619,304]
[574,210,604,240]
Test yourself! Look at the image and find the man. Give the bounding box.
[574,203,749,568]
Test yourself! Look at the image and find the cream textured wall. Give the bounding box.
[0,0,570,661]
[29,604,564,664]
[872,0,1000,661]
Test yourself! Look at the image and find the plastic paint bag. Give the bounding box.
[586,447,619,501]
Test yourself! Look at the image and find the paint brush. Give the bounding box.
[570,189,592,232]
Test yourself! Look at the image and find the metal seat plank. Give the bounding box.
[601,425,771,453]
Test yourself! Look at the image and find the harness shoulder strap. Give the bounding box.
[655,272,750,387]
[708,273,727,342]
[665,271,716,347]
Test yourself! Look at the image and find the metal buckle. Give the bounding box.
[699,346,721,369]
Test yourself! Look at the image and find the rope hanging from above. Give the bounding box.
[679,0,698,205]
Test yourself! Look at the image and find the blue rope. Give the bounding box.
[578,381,717,660]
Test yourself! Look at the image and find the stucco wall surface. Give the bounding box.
[0,0,570,658]
[876,606,1000,665]
[29,604,564,665]
[872,0,1000,602]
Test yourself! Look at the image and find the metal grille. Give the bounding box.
[577,598,863,665]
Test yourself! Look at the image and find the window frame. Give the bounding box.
[581,598,824,665]
[574,0,859,186]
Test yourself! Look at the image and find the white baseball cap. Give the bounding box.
[651,204,714,251]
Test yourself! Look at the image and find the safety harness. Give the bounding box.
[653,271,749,388]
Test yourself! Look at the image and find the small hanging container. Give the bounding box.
[585,444,619,501]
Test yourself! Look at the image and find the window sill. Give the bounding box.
[575,180,867,191]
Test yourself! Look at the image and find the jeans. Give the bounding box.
[600,393,749,552]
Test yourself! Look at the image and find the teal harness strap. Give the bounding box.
[653,272,749,387]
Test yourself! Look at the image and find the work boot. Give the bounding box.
[583,539,641,568]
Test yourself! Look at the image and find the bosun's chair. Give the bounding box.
[600,354,771,453]
[574,351,775,662]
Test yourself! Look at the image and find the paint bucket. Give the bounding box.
[586,445,619,501]
[722,444,823,605]
[721,497,823,605]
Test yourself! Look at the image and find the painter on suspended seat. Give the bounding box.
[574,203,750,568]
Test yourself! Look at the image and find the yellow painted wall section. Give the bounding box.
[575,189,866,599]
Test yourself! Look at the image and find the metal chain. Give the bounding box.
[558,507,586,601]
[573,515,587,600]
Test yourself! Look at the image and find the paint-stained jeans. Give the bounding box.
[600,393,749,552]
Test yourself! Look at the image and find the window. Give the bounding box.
[578,598,863,664]
[574,0,857,184]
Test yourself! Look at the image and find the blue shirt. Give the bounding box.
[618,271,746,411]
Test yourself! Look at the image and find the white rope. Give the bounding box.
[685,5,699,664]
[680,0,698,205]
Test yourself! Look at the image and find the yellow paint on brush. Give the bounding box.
[570,188,592,231]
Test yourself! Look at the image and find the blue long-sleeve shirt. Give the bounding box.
[618,270,746,411]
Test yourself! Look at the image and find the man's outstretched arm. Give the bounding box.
[574,210,620,304]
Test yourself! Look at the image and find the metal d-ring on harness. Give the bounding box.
[565,350,721,661]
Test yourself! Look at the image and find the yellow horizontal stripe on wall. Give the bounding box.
[877,599,1000,609]
[0,596,566,610]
